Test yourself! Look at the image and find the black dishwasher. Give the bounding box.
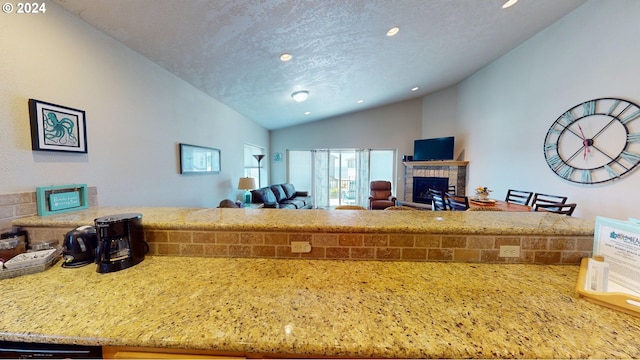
[0,341,102,359]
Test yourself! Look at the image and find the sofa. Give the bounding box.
[250,183,313,209]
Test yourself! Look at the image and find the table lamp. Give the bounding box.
[238,177,257,204]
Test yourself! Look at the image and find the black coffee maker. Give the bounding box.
[94,213,147,273]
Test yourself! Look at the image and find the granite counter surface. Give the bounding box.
[1,256,638,358]
[13,206,594,235]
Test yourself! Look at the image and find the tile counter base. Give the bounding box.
[26,226,592,264]
[16,207,595,265]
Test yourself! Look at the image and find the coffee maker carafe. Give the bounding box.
[95,213,147,273]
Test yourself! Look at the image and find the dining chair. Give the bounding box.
[533,203,577,216]
[505,189,533,206]
[446,193,469,211]
[428,188,447,211]
[531,193,568,207]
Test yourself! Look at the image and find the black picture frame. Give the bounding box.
[28,99,87,153]
[179,143,221,174]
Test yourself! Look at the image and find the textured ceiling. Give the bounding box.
[53,0,586,130]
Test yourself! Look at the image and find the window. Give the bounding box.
[244,144,265,187]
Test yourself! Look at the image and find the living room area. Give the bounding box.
[267,1,640,221]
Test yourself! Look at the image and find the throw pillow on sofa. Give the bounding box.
[281,183,297,199]
[270,185,288,202]
[251,187,278,207]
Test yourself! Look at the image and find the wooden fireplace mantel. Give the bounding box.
[403,161,469,167]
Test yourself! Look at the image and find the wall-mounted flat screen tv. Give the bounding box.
[413,136,455,161]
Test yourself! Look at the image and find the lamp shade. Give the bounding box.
[238,177,257,190]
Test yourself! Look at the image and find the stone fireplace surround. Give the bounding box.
[403,161,468,203]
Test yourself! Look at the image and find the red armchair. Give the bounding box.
[369,180,396,210]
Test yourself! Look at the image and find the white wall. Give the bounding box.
[0,3,268,208]
[422,86,465,160]
[270,98,423,197]
[434,0,640,220]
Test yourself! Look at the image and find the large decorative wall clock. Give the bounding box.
[543,97,640,184]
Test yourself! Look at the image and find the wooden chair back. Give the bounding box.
[533,203,576,216]
[505,189,533,206]
[428,188,447,211]
[446,193,469,211]
[531,193,568,207]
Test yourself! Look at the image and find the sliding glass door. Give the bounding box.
[328,150,356,206]
[288,149,395,209]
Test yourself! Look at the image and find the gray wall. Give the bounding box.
[0,2,269,208]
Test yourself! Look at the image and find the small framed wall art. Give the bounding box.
[179,143,221,174]
[28,99,87,153]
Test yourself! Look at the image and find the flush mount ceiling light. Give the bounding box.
[291,90,309,102]
[357,99,364,104]
[386,26,400,37]
[280,53,292,62]
[411,86,420,92]
[502,0,518,8]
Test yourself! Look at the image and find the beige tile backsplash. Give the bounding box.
[0,187,98,231]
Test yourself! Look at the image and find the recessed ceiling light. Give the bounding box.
[304,111,311,115]
[411,87,419,92]
[502,0,518,9]
[291,90,309,102]
[357,99,364,104]
[280,53,292,62]
[386,27,400,37]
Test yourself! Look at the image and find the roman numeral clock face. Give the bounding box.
[544,98,640,184]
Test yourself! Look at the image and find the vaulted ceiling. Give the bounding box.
[53,0,586,130]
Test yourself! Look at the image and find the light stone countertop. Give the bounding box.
[1,256,638,358]
[13,206,594,235]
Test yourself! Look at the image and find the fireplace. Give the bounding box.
[413,177,448,204]
[402,161,468,204]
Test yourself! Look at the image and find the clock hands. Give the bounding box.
[566,123,626,169]
[564,124,592,163]
[578,124,591,160]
